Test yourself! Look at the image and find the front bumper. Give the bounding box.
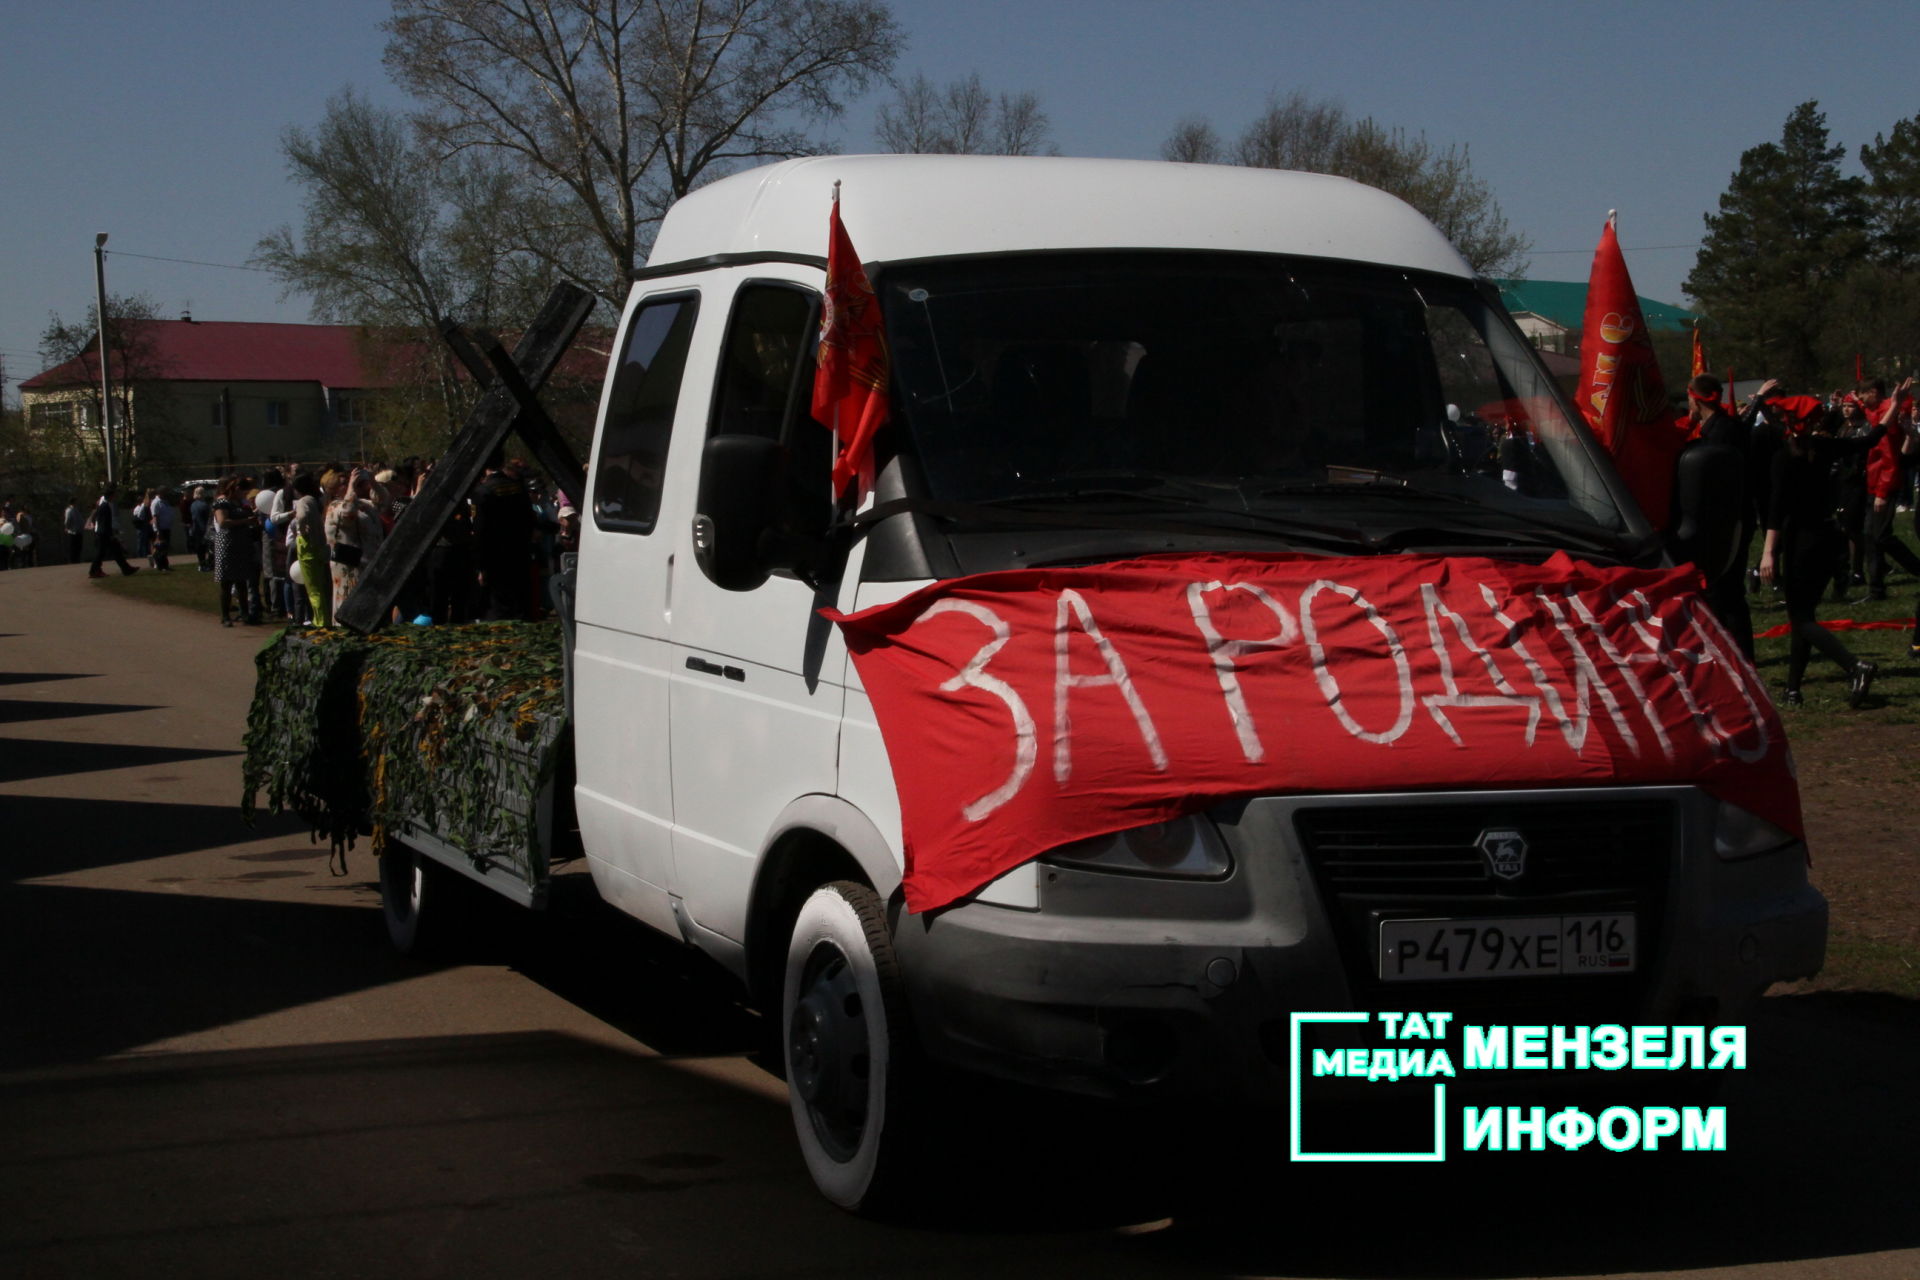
[891,786,1826,1102]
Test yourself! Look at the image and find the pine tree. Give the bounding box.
[1825,114,1920,377]
[1685,101,1866,388]
[1860,114,1920,272]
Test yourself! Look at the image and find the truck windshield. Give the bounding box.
[878,252,1631,552]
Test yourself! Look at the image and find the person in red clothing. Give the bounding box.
[1860,377,1920,601]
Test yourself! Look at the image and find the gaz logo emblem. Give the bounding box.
[1477,828,1528,881]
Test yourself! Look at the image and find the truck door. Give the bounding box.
[573,287,704,935]
[668,274,846,944]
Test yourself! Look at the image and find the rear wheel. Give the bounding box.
[782,881,921,1214]
[379,841,436,955]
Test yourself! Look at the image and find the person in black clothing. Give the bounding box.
[1677,374,1755,659]
[384,465,433,624]
[472,451,535,621]
[420,462,476,625]
[1831,400,1872,599]
[1759,412,1881,707]
[88,484,138,578]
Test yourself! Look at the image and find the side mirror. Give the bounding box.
[693,434,785,591]
[1669,441,1743,580]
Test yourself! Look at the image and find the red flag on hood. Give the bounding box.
[812,184,890,499]
[1578,214,1684,528]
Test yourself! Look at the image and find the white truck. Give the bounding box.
[365,155,1824,1211]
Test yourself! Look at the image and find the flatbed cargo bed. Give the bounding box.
[242,623,571,904]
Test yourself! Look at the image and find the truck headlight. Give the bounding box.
[1042,816,1232,880]
[1713,800,1798,860]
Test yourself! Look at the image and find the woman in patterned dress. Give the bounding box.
[210,476,258,626]
[325,467,386,620]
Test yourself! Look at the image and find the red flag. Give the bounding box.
[812,185,890,498]
[1690,322,1706,378]
[1767,395,1827,433]
[1578,214,1683,527]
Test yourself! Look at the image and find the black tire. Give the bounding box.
[782,880,921,1215]
[379,840,437,955]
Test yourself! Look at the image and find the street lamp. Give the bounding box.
[93,233,115,484]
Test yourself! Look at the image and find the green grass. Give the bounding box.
[90,565,227,617]
[1746,521,1920,736]
[1794,931,1920,1000]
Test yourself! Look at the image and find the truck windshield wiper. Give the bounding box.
[1258,480,1649,561]
[984,468,1251,507]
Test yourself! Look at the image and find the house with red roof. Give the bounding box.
[19,317,394,474]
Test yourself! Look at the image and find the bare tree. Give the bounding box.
[383,0,901,304]
[873,72,943,152]
[939,73,992,154]
[37,293,178,479]
[1234,91,1346,172]
[992,91,1052,157]
[1347,124,1530,280]
[873,71,1054,156]
[1160,92,1532,277]
[252,89,560,437]
[254,90,460,332]
[1161,117,1222,165]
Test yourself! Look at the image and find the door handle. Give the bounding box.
[685,656,746,682]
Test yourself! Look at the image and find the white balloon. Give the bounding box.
[290,560,307,585]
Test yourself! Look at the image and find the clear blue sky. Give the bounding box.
[5,0,1916,404]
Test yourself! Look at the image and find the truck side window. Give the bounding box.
[709,283,831,537]
[593,294,699,534]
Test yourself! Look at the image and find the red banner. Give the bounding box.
[1755,618,1907,640]
[812,188,890,499]
[829,552,1798,913]
[1579,216,1685,528]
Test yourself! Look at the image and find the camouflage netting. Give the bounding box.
[242,623,567,885]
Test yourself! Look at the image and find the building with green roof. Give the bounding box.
[1493,279,1696,355]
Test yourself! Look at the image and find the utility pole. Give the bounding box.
[222,386,234,474]
[93,233,117,485]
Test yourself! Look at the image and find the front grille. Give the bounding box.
[1296,799,1673,899]
[1293,797,1677,1017]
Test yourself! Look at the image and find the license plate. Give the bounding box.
[1377,914,1636,981]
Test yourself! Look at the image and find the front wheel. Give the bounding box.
[782,881,921,1215]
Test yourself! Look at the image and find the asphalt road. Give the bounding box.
[3,563,1918,1280]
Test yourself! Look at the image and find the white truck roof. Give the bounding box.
[644,154,1475,278]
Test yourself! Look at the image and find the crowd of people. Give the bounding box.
[45,376,1920,710]
[1697,374,1920,707]
[0,497,43,569]
[69,449,580,629]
